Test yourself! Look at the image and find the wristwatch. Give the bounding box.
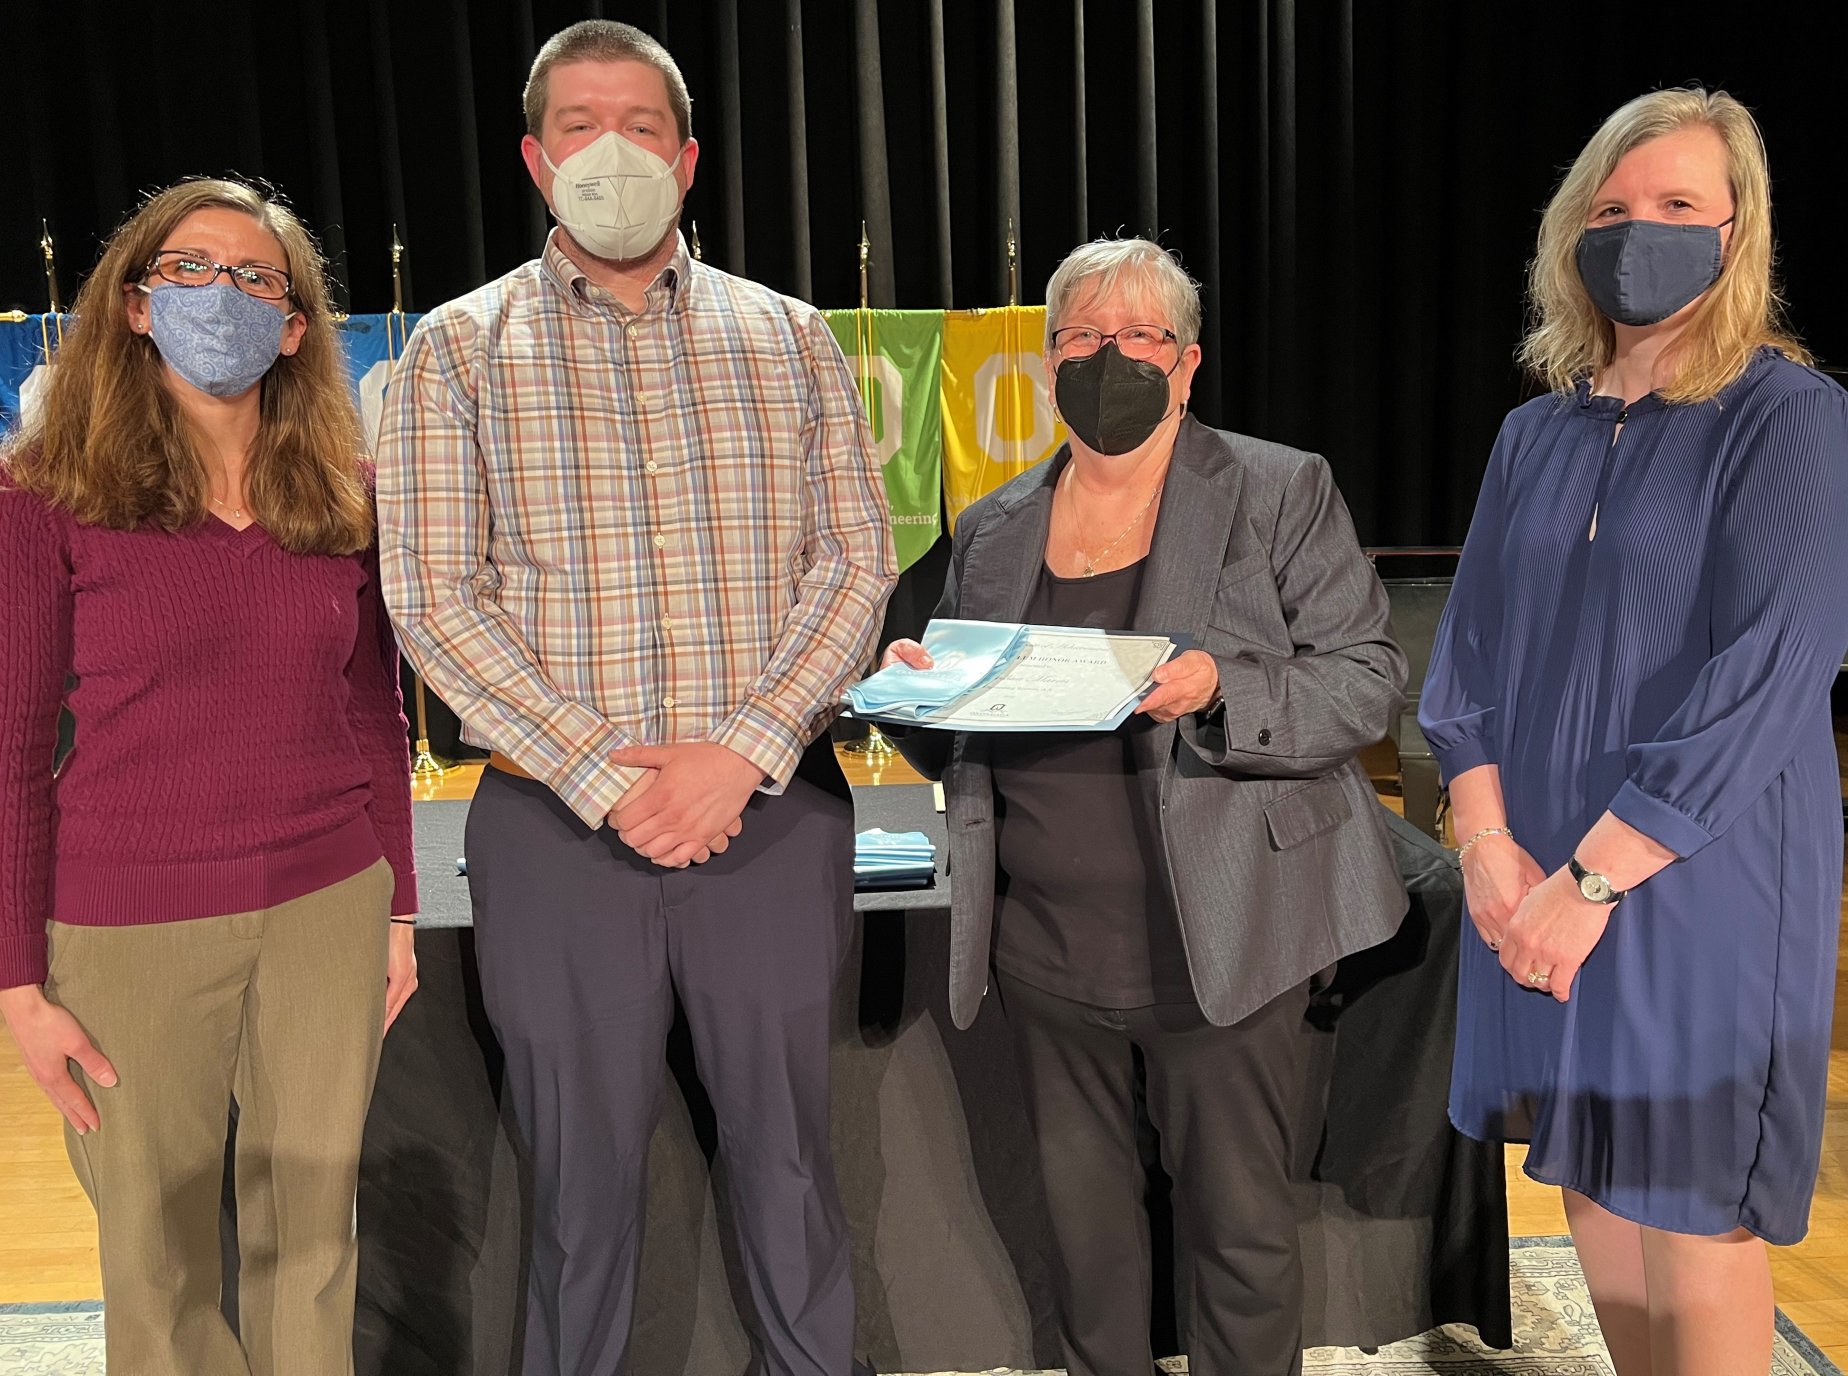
[1567,855,1624,905]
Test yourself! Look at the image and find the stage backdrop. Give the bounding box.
[5,0,1846,552]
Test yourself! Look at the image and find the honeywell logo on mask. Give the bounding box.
[544,131,685,261]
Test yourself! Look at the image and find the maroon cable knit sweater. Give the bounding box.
[0,483,418,989]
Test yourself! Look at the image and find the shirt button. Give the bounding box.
[663,696,677,708]
[1258,728,1273,746]
[661,615,673,629]
[645,460,658,474]
[627,323,641,339]
[652,533,666,549]
[636,390,650,405]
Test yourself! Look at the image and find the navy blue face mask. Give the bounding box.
[1575,216,1733,327]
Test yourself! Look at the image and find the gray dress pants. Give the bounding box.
[998,970,1313,1376]
[465,766,858,1376]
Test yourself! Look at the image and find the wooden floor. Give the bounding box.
[4,752,1845,1366]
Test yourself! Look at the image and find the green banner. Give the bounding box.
[824,309,944,571]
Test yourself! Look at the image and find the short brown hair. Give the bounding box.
[4,178,373,556]
[523,21,691,144]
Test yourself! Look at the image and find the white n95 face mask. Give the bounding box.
[542,131,685,262]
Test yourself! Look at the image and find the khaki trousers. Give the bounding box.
[42,858,393,1376]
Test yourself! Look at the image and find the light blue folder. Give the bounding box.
[846,620,1029,721]
[847,618,1185,732]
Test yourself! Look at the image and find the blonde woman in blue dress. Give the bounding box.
[1422,89,1848,1375]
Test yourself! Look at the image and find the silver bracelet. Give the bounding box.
[1457,826,1513,861]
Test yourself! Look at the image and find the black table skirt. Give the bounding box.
[219,799,1508,1374]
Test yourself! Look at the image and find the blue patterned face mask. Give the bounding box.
[143,281,291,397]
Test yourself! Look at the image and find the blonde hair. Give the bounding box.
[1520,87,1809,404]
[5,178,373,556]
[1045,238,1202,351]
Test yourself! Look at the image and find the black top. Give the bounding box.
[989,558,1196,1008]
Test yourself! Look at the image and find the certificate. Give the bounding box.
[847,619,1184,732]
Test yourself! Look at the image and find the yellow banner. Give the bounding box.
[939,307,1067,531]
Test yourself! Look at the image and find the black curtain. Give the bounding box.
[4,0,1846,545]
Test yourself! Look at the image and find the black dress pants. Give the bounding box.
[998,970,1312,1376]
[465,767,858,1376]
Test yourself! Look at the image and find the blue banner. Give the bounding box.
[0,315,62,433]
[336,313,425,450]
[0,312,425,447]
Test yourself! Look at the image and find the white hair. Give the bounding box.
[1044,238,1202,351]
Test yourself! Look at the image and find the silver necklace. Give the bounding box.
[1065,467,1164,576]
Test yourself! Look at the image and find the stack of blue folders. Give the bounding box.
[854,828,938,890]
[846,620,1028,723]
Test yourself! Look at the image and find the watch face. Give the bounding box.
[1579,872,1614,903]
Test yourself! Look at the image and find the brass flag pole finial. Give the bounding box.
[40,220,60,314]
[1006,218,1019,309]
[38,220,64,361]
[858,221,871,312]
[690,220,703,261]
[386,225,410,364]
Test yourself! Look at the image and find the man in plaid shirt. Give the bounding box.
[375,21,894,1375]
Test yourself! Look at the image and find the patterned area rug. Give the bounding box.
[886,1239,1843,1376]
[0,1302,102,1376]
[0,1242,1838,1375]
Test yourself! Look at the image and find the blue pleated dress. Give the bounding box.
[1420,349,1848,1244]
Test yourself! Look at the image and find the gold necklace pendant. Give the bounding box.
[1065,466,1163,579]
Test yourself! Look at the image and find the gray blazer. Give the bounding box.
[898,417,1410,1029]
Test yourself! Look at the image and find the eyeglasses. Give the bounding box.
[144,250,293,301]
[1050,324,1177,363]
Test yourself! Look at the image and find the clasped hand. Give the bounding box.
[608,742,761,868]
[1461,833,1608,1003]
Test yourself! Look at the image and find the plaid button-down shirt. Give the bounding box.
[375,232,896,828]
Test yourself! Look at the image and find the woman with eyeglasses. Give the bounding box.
[876,237,1407,1374]
[0,178,418,1374]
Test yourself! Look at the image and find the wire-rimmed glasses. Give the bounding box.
[144,250,293,301]
[1050,323,1178,363]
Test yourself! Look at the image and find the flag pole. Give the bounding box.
[856,222,876,414]
[389,225,455,784]
[386,225,410,362]
[39,221,63,363]
[846,221,894,762]
[1005,217,1021,471]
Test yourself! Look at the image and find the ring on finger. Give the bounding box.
[1488,938,1503,951]
[1527,970,1551,985]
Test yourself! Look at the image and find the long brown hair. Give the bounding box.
[1520,87,1809,404]
[5,178,373,555]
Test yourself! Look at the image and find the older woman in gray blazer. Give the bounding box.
[879,238,1407,1376]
